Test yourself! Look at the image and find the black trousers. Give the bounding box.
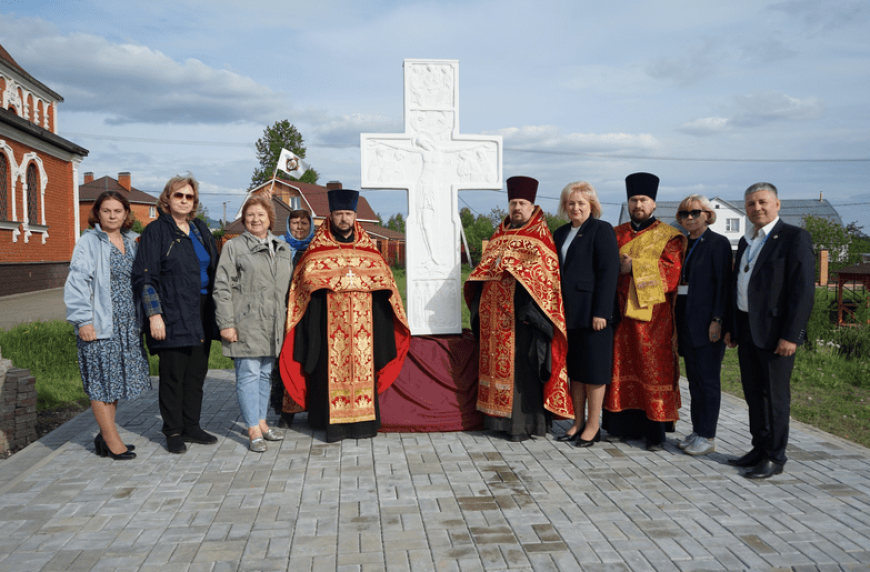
[736,311,793,465]
[157,342,210,436]
[681,341,725,439]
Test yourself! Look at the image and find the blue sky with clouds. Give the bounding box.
[3,0,869,229]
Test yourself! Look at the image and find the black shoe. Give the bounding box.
[167,434,187,454]
[556,425,584,442]
[728,449,764,467]
[575,429,601,448]
[277,413,295,429]
[744,459,784,479]
[509,433,530,442]
[182,427,218,445]
[94,434,135,453]
[645,439,664,452]
[94,436,136,460]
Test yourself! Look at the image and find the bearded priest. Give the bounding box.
[279,189,410,443]
[465,176,573,442]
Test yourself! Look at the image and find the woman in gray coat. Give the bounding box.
[214,195,294,451]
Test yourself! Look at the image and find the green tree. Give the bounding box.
[250,120,319,188]
[803,215,870,273]
[386,213,406,233]
[129,213,144,234]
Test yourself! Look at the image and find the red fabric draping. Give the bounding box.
[379,330,484,432]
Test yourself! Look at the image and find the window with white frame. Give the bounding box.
[149,206,156,218]
[26,163,38,223]
[0,155,8,221]
[726,218,740,232]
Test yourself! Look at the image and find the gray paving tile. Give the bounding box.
[0,374,869,571]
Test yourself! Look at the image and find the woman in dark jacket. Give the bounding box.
[553,181,620,447]
[674,194,732,456]
[132,174,220,454]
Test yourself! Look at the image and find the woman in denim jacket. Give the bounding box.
[64,191,151,460]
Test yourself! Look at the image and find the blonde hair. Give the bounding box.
[676,194,716,225]
[557,181,602,220]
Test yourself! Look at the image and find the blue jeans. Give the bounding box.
[234,357,274,428]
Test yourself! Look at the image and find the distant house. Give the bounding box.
[0,43,89,297]
[224,178,405,265]
[78,172,159,231]
[618,195,843,251]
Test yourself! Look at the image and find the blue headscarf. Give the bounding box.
[283,211,315,259]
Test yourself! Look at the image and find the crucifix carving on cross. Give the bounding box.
[361,59,503,335]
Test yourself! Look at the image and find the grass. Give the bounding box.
[0,320,232,411]
[2,282,867,448]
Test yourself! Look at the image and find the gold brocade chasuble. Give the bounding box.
[464,207,572,419]
[279,219,410,424]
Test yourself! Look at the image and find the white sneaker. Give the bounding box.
[684,436,716,456]
[677,432,699,450]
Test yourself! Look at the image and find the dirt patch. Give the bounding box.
[0,401,90,460]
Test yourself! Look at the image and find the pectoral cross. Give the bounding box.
[345,268,357,288]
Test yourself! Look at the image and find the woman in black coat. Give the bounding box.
[132,174,220,455]
[553,181,620,447]
[674,194,732,456]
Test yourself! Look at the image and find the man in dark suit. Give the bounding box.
[725,182,815,479]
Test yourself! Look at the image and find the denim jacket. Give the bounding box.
[64,225,141,339]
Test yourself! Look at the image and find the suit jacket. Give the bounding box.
[680,229,733,348]
[728,219,815,350]
[554,217,620,329]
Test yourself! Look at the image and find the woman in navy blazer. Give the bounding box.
[553,182,620,447]
[674,194,733,456]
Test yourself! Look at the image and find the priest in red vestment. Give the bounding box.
[465,176,572,441]
[279,189,410,443]
[603,172,685,450]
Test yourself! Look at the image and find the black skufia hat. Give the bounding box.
[625,172,659,201]
[328,189,359,212]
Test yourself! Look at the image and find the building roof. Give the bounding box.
[242,178,379,222]
[833,261,870,276]
[0,42,63,101]
[0,107,87,156]
[79,176,158,205]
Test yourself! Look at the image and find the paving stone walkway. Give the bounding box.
[0,370,868,572]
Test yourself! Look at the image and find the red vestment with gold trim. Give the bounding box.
[464,207,572,420]
[604,220,684,422]
[279,218,410,426]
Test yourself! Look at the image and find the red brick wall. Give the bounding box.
[0,138,78,266]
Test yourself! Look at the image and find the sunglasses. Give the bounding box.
[678,209,706,219]
[172,192,196,202]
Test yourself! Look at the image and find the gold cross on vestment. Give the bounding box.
[345,268,357,287]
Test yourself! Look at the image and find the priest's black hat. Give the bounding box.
[506,176,538,203]
[625,172,659,201]
[328,189,359,212]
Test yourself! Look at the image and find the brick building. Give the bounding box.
[0,43,89,297]
[78,172,159,231]
[224,178,405,265]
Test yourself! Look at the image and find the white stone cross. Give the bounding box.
[361,59,503,335]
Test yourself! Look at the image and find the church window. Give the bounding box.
[0,155,8,220]
[26,163,38,223]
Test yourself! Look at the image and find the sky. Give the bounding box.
[3,0,869,230]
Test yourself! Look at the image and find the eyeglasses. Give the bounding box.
[172,192,195,202]
[678,209,706,219]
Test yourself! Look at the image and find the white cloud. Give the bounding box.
[679,91,824,135]
[491,125,658,153]
[0,14,289,125]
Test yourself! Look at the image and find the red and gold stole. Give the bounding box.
[280,218,410,424]
[464,207,572,419]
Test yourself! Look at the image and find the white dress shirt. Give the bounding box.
[736,217,779,312]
